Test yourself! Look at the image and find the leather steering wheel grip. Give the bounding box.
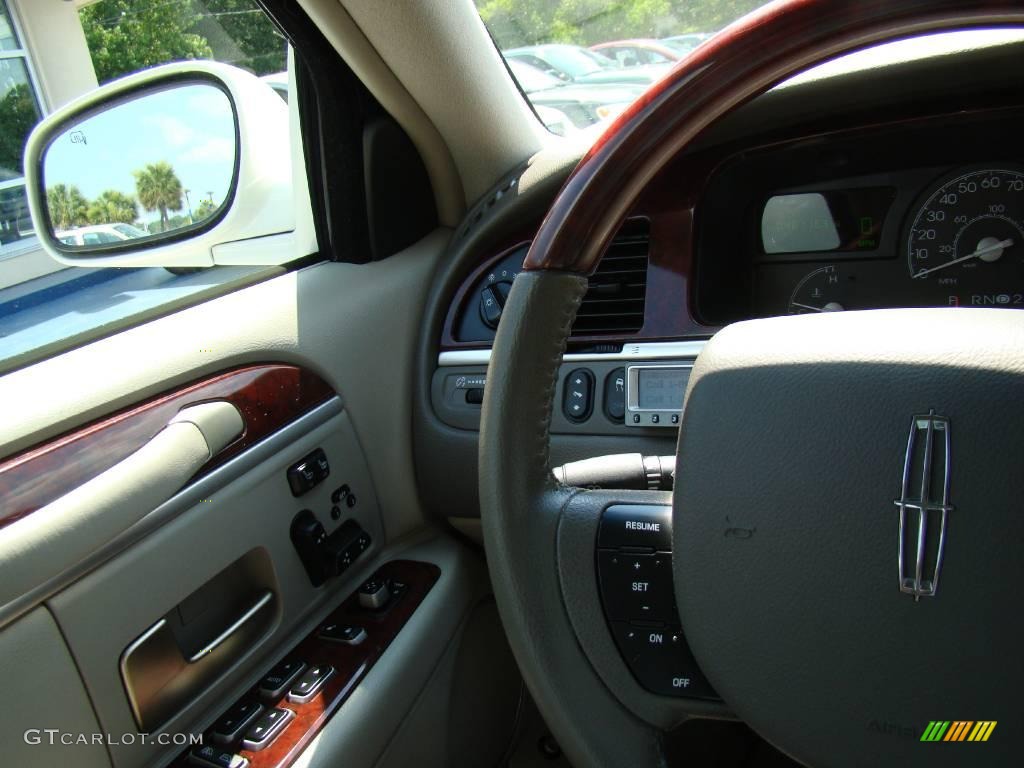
[480,2,1024,767]
[479,271,669,766]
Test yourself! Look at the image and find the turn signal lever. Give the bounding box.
[552,453,675,491]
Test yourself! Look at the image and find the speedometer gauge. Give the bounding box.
[906,168,1024,305]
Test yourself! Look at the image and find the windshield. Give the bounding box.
[478,0,770,132]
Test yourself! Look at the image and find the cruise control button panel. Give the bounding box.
[596,504,718,700]
[597,551,676,622]
[598,504,672,551]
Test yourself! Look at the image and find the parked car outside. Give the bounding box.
[661,32,714,54]
[503,44,666,86]
[506,59,643,131]
[56,222,148,246]
[590,39,682,68]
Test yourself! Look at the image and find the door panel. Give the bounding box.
[0,232,505,768]
[1,607,111,768]
[49,406,381,768]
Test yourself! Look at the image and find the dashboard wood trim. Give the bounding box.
[0,365,335,532]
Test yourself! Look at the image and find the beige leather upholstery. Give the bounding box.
[0,607,110,768]
[0,402,242,623]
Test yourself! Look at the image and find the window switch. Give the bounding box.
[189,744,248,768]
[241,707,293,751]
[210,700,263,744]
[318,622,366,645]
[287,664,334,703]
[358,579,391,609]
[257,659,306,700]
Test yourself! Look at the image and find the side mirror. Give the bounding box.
[25,61,292,269]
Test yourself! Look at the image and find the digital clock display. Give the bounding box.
[637,367,689,410]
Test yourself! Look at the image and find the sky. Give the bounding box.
[44,83,235,226]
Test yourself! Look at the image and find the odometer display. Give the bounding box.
[907,168,1024,305]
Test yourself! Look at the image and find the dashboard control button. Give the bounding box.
[211,700,263,744]
[599,504,672,551]
[651,414,660,424]
[358,579,391,609]
[319,622,367,645]
[241,707,293,751]
[603,368,626,422]
[611,623,718,700]
[632,414,641,424]
[479,281,512,329]
[189,744,248,768]
[671,413,679,425]
[286,449,329,496]
[258,659,306,700]
[597,551,676,622]
[287,664,334,703]
[465,388,484,404]
[562,368,594,423]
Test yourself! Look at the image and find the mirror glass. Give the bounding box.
[41,82,236,250]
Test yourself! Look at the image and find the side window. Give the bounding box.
[0,0,303,372]
[0,1,43,258]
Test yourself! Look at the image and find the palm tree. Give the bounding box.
[87,189,139,225]
[47,183,89,230]
[133,161,184,232]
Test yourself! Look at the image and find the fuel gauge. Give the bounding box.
[788,265,846,314]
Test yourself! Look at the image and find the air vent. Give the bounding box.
[571,219,650,336]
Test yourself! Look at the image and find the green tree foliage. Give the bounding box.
[87,190,139,225]
[47,184,90,230]
[193,198,217,221]
[193,1,287,75]
[80,0,214,83]
[133,161,184,230]
[0,84,40,180]
[79,1,285,83]
[476,0,765,47]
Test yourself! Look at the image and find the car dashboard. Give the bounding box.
[416,29,1024,521]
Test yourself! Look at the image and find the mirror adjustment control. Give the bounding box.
[241,707,294,751]
[358,579,391,609]
[189,744,248,768]
[563,368,594,423]
[319,622,366,645]
[211,700,263,744]
[258,658,306,700]
[287,664,334,703]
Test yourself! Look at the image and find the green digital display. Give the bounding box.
[761,187,896,255]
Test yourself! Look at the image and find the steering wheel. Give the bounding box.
[479,2,1023,766]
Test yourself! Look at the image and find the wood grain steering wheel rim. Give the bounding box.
[480,3,1024,767]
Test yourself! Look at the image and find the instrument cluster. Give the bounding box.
[694,109,1024,323]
